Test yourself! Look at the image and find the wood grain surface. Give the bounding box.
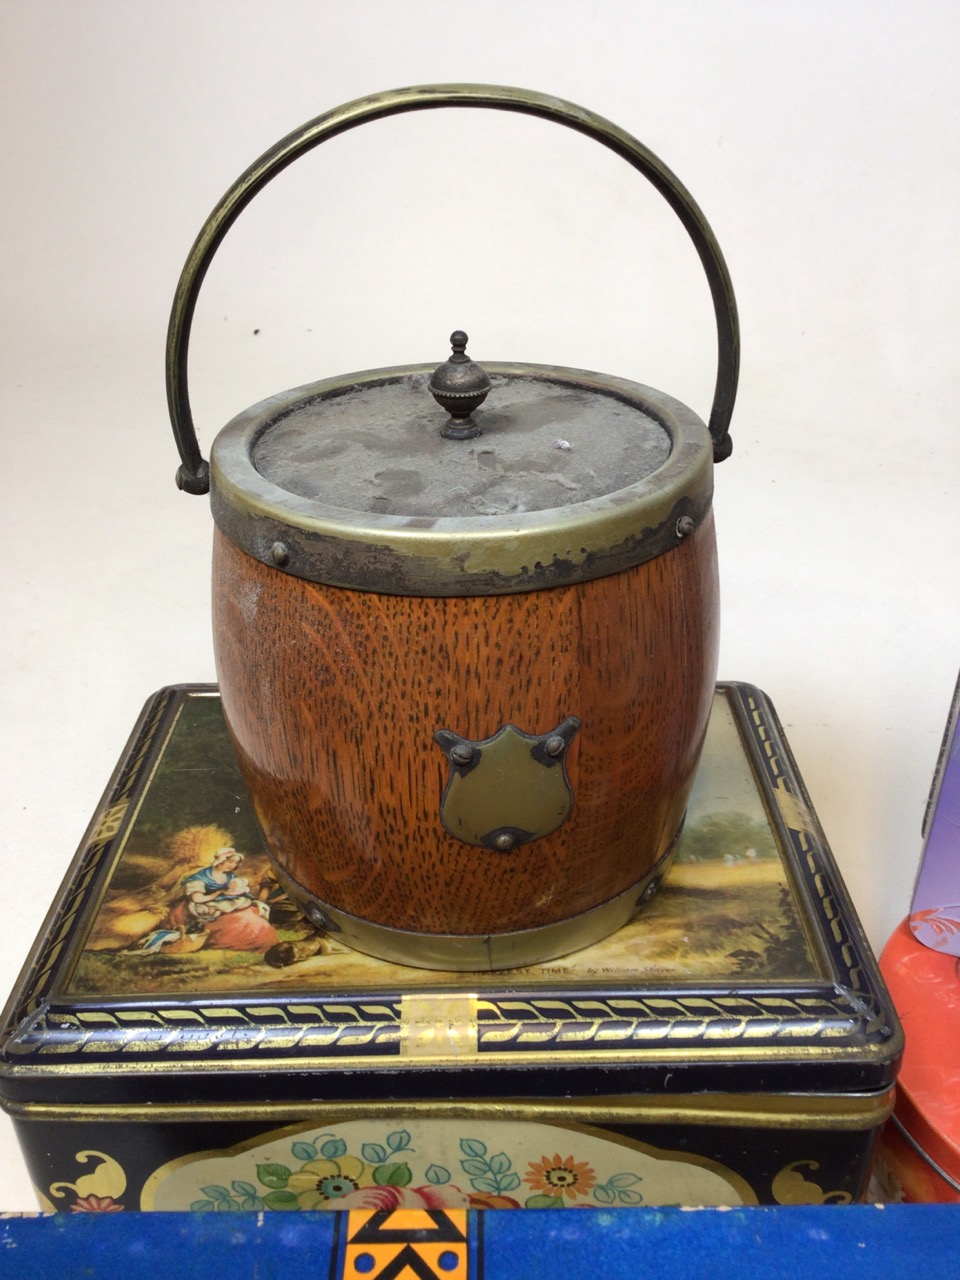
[213,518,719,937]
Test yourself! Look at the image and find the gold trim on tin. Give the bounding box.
[771,782,817,839]
[88,802,131,846]
[771,1159,853,1205]
[5,1087,895,1131]
[10,1036,898,1078]
[399,995,479,1059]
[48,1149,127,1208]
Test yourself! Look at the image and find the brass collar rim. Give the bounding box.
[209,362,714,596]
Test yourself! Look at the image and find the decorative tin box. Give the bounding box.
[0,683,900,1213]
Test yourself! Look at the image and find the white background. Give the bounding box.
[1,1,958,1211]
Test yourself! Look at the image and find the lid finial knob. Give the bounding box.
[429,330,491,440]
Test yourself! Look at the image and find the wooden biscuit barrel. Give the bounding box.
[166,85,739,969]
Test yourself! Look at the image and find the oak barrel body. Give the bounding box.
[212,512,719,965]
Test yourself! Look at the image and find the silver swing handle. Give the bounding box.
[167,83,739,494]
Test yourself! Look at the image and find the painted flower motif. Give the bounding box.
[69,1195,124,1213]
[330,1184,469,1212]
[523,1154,596,1202]
[287,1155,369,1209]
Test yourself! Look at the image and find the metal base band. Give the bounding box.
[269,841,678,973]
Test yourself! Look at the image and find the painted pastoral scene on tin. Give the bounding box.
[66,691,819,997]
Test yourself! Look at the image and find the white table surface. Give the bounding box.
[1,0,958,1212]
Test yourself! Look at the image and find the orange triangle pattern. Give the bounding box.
[343,1209,470,1280]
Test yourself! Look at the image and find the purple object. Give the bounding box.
[910,672,960,953]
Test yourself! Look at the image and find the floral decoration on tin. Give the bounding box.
[163,1126,847,1214]
[185,1128,652,1212]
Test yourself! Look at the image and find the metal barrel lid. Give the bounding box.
[210,345,713,595]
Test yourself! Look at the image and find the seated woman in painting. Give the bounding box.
[167,847,279,953]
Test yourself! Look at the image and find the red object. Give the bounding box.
[876,918,960,1201]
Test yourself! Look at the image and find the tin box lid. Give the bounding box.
[208,350,713,596]
[0,683,901,1121]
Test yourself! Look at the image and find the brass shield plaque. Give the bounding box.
[434,717,580,852]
